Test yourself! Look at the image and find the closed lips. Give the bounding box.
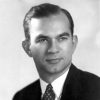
[46,58,62,63]
[46,58,62,60]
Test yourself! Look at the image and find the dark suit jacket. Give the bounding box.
[13,64,100,100]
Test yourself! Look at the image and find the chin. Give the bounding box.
[45,66,64,74]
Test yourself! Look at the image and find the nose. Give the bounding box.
[47,39,59,54]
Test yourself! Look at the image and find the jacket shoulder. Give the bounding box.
[13,79,41,100]
[77,67,100,99]
[79,68,100,84]
[70,64,100,84]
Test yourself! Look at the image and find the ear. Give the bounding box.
[22,40,32,57]
[72,35,78,53]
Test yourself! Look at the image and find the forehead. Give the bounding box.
[29,12,71,38]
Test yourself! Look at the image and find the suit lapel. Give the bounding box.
[61,64,81,100]
[29,80,42,100]
[34,80,42,100]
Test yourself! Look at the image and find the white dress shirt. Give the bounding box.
[40,68,69,100]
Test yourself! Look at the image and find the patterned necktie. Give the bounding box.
[42,84,55,100]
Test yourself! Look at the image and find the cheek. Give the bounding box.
[30,44,47,58]
[31,49,42,64]
[61,42,73,51]
[60,42,74,57]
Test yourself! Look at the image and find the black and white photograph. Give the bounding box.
[0,0,100,100]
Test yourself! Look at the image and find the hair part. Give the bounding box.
[23,3,74,40]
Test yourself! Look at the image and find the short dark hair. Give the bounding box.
[23,3,74,40]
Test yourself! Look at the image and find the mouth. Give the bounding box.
[45,58,63,64]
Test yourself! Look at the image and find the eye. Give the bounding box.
[36,38,47,43]
[59,36,68,41]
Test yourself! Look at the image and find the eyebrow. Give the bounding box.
[57,32,70,38]
[35,34,48,40]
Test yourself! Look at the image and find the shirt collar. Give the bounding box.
[40,68,69,98]
[52,68,69,97]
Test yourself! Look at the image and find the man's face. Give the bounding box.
[27,12,77,76]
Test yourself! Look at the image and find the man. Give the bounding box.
[13,3,100,100]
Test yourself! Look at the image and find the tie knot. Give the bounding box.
[42,84,55,100]
[46,84,53,91]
